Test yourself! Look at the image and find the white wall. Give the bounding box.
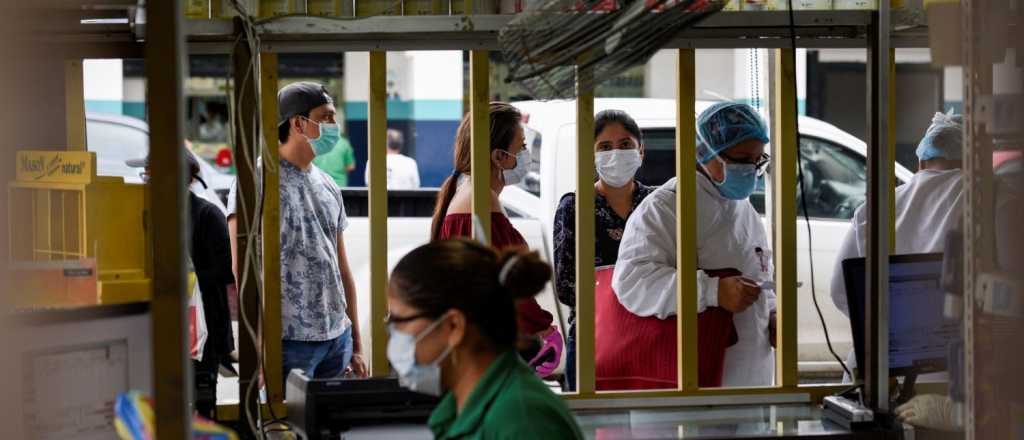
[344,51,463,103]
[83,59,123,102]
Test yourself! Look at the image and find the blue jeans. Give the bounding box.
[564,322,576,392]
[282,326,353,381]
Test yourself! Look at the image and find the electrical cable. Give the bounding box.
[783,0,854,383]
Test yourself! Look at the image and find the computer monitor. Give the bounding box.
[843,253,959,381]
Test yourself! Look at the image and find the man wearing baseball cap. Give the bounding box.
[226,82,367,380]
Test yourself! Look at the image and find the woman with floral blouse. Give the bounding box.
[553,109,654,391]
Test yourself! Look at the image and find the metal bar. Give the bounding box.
[961,0,994,435]
[566,391,809,410]
[232,17,262,435]
[146,0,191,437]
[675,48,699,391]
[575,60,597,396]
[259,51,284,408]
[865,6,891,411]
[564,385,806,400]
[469,50,490,242]
[770,48,798,388]
[64,59,86,151]
[368,50,390,377]
[888,50,896,253]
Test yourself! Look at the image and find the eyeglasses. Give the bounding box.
[719,152,771,175]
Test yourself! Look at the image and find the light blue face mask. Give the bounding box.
[386,316,452,397]
[302,117,341,156]
[712,157,758,200]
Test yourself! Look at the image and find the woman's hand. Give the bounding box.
[717,276,761,313]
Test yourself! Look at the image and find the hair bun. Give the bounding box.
[497,248,552,300]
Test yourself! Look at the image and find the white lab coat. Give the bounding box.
[830,169,964,316]
[829,168,963,378]
[613,174,777,387]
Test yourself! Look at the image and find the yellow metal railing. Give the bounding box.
[574,58,597,396]
[675,48,700,392]
[772,48,799,388]
[469,50,492,243]
[259,51,285,405]
[368,51,390,377]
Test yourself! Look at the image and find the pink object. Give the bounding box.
[529,326,564,378]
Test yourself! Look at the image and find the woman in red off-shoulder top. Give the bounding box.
[429,102,559,377]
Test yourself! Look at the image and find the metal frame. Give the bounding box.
[145,0,192,437]
[960,0,995,435]
[231,21,263,431]
[259,51,285,407]
[674,49,699,392]
[43,2,913,425]
[368,50,390,377]
[65,59,87,151]
[469,50,491,242]
[770,48,799,389]
[864,6,892,411]
[206,10,902,411]
[184,12,927,53]
[573,58,597,396]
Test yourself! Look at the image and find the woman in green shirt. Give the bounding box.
[387,239,583,440]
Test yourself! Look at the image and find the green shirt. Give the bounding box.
[428,351,583,440]
[312,135,356,187]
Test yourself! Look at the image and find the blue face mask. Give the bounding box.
[302,117,341,156]
[712,157,758,200]
[386,316,452,397]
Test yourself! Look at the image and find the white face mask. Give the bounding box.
[386,316,452,397]
[501,148,531,186]
[595,149,642,188]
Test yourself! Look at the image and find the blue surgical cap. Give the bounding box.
[916,111,963,161]
[696,102,770,164]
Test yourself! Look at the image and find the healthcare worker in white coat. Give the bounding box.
[830,111,964,317]
[829,111,964,386]
[613,102,777,387]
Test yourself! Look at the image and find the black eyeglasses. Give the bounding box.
[719,152,771,174]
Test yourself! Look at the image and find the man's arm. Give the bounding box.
[228,216,238,284]
[337,232,367,377]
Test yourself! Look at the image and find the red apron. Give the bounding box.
[594,266,739,390]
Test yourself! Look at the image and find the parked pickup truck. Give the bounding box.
[345,98,914,382]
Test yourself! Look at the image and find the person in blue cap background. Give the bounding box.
[613,102,778,387]
[829,111,964,380]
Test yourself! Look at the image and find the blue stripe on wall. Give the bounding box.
[345,99,463,121]
[85,100,124,115]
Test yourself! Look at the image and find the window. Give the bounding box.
[795,136,867,220]
[750,136,869,220]
[635,128,675,187]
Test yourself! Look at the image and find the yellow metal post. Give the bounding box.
[469,51,491,242]
[771,48,799,388]
[368,51,390,377]
[65,60,86,151]
[575,62,597,397]
[259,52,284,407]
[675,49,699,391]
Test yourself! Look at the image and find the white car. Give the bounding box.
[511,98,914,377]
[86,112,233,213]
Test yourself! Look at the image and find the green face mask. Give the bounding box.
[302,117,340,156]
